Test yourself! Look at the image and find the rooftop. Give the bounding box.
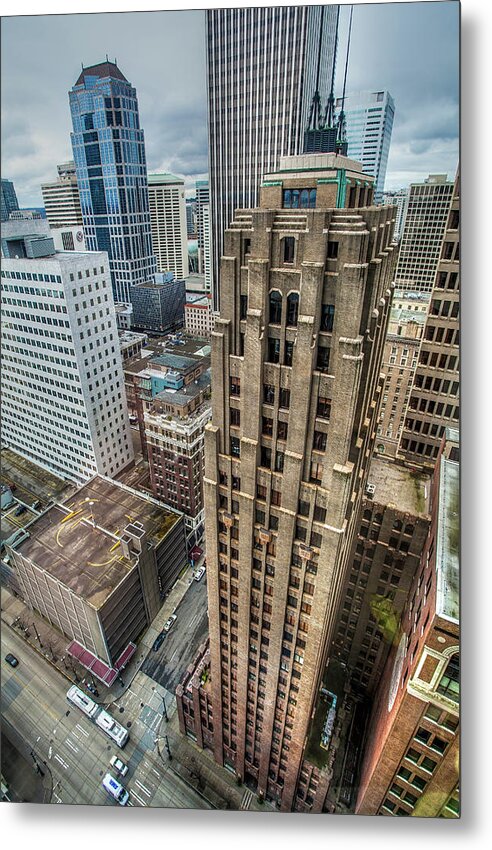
[148,173,184,185]
[10,476,180,608]
[75,61,129,87]
[367,457,431,517]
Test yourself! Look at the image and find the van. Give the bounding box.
[102,773,129,806]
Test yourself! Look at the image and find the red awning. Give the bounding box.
[67,640,122,686]
[114,642,136,670]
[189,546,203,559]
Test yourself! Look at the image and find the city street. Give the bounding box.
[1,626,210,809]
[142,573,209,692]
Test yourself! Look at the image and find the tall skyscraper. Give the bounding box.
[186,196,197,239]
[394,174,454,293]
[399,170,460,467]
[196,179,209,274]
[206,4,339,310]
[69,60,156,303]
[335,90,395,202]
[202,203,212,295]
[41,161,83,229]
[1,233,134,481]
[147,173,189,279]
[1,177,19,221]
[196,152,397,810]
[382,188,409,241]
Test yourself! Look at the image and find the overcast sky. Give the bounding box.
[1,1,459,208]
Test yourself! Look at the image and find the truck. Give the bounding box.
[102,773,129,806]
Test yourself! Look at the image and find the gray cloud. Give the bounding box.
[1,3,459,206]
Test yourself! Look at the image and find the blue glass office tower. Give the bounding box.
[69,61,156,302]
[1,178,20,222]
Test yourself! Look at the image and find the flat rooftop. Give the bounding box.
[436,454,459,622]
[367,456,431,517]
[11,476,180,607]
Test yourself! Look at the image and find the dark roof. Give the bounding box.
[75,61,129,86]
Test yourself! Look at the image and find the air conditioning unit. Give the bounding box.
[365,483,376,496]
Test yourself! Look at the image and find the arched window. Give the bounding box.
[309,189,317,208]
[404,523,414,536]
[437,654,459,702]
[283,189,292,209]
[269,290,282,324]
[286,292,299,326]
[291,189,300,209]
[300,189,309,208]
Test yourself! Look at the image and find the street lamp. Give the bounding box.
[31,622,43,647]
[154,734,172,761]
[162,695,168,721]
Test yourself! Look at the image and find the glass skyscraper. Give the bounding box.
[69,60,156,303]
[335,90,395,202]
[1,178,20,222]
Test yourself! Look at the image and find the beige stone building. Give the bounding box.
[191,152,398,810]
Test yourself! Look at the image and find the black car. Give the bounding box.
[5,654,19,667]
[152,632,166,652]
[15,504,27,516]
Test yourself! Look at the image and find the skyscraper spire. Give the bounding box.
[336,4,354,155]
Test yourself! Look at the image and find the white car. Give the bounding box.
[194,566,206,582]
[110,755,128,777]
[163,613,177,632]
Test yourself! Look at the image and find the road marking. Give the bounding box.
[75,723,89,737]
[129,788,147,806]
[54,754,69,770]
[48,746,53,759]
[65,739,79,754]
[240,789,254,810]
[151,767,161,778]
[135,779,151,797]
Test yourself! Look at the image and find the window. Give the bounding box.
[267,338,280,363]
[262,417,273,436]
[321,304,335,332]
[313,431,327,452]
[317,397,331,419]
[286,293,299,326]
[230,408,241,427]
[264,384,275,404]
[230,376,240,396]
[275,451,285,473]
[327,241,339,259]
[240,295,248,320]
[269,290,282,324]
[284,340,294,366]
[437,654,459,702]
[230,437,240,458]
[316,345,330,373]
[279,388,290,409]
[261,447,272,468]
[277,421,288,440]
[283,237,295,264]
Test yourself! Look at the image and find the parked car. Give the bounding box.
[5,654,19,668]
[152,632,166,652]
[110,755,128,777]
[163,614,177,632]
[194,566,206,582]
[15,504,27,516]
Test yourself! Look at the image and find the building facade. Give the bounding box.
[130,275,185,333]
[335,90,395,202]
[1,240,134,482]
[399,171,460,468]
[69,60,157,303]
[1,178,19,221]
[394,174,454,294]
[185,293,214,338]
[148,173,189,279]
[382,188,409,241]
[196,152,397,809]
[41,161,84,231]
[186,196,197,239]
[206,4,339,310]
[356,430,459,817]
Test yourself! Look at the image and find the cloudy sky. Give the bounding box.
[1,1,459,208]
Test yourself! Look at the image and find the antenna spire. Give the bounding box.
[337,5,353,154]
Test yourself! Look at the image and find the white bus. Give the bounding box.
[66,685,99,719]
[95,709,129,748]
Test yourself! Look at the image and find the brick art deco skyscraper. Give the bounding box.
[202,152,398,810]
[69,60,156,303]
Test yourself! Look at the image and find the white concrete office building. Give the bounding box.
[335,90,395,202]
[1,242,134,482]
[148,173,189,280]
[382,188,409,241]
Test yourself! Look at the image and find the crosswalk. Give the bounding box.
[240,788,254,810]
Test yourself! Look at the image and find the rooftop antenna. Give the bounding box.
[337,4,354,154]
[106,53,109,62]
[305,5,325,133]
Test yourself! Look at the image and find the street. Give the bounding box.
[142,573,209,692]
[1,626,210,809]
